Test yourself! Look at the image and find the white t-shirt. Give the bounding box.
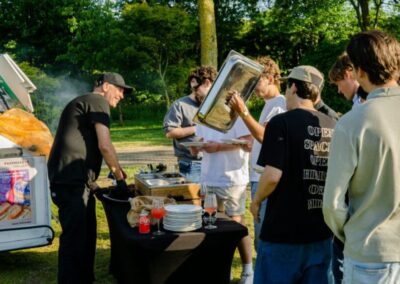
[250,95,286,181]
[196,118,250,187]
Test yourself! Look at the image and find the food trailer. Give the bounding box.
[0,53,54,251]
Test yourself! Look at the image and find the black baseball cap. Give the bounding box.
[96,72,134,94]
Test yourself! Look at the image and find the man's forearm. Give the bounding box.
[100,145,124,180]
[165,126,196,139]
[241,115,265,143]
[95,123,125,180]
[254,166,282,205]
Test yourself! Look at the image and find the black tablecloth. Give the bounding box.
[96,190,248,284]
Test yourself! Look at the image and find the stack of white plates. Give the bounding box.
[163,204,203,232]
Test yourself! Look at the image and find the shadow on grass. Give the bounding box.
[0,247,117,284]
[0,249,58,283]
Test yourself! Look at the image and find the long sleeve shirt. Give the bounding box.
[323,87,400,262]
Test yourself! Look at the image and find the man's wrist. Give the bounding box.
[239,108,249,118]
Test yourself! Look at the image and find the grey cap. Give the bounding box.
[282,65,324,90]
[96,72,134,94]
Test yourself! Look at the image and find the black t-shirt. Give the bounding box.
[257,108,336,243]
[48,93,110,186]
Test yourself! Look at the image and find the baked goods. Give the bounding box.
[19,207,32,219]
[7,204,23,220]
[0,202,11,220]
[0,202,11,215]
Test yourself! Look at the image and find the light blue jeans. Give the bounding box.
[343,257,400,284]
[250,181,267,250]
[254,239,331,284]
[178,160,201,183]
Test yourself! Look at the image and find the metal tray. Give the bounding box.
[194,50,264,132]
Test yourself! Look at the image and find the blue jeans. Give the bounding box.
[251,181,267,250]
[331,238,344,284]
[254,239,331,284]
[178,160,201,183]
[343,257,400,284]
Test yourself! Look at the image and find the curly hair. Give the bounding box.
[187,66,218,87]
[257,56,281,87]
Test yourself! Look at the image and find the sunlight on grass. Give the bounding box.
[110,120,170,146]
[0,164,256,284]
[0,121,257,283]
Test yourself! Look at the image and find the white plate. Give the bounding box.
[165,204,203,214]
[164,216,202,222]
[165,215,202,221]
[220,139,248,145]
[179,141,207,148]
[164,222,202,232]
[165,211,202,217]
[164,220,202,227]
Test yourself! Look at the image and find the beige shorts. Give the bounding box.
[205,185,247,216]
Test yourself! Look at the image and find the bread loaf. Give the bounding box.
[7,204,23,220]
[0,202,11,220]
[19,207,32,219]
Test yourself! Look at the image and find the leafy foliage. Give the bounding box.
[17,62,63,132]
[1,0,400,122]
[240,0,359,113]
[63,2,197,105]
[0,0,92,72]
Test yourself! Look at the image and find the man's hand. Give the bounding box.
[121,168,128,179]
[202,141,220,153]
[227,90,246,114]
[116,179,129,191]
[240,138,253,152]
[238,135,253,152]
[250,200,261,223]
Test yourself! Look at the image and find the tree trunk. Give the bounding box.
[348,0,385,31]
[198,0,218,68]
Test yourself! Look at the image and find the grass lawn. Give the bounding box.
[110,118,170,148]
[0,118,256,284]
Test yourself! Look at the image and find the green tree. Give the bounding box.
[243,0,356,69]
[242,0,358,113]
[64,2,197,107]
[213,0,258,64]
[381,2,400,37]
[347,0,399,31]
[18,62,62,132]
[120,3,197,106]
[0,0,91,72]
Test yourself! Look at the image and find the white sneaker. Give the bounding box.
[238,272,253,284]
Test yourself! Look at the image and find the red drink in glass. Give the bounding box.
[204,207,216,215]
[151,207,165,220]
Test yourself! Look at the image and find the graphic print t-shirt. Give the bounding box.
[257,109,336,243]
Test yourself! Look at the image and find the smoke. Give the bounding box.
[42,76,91,133]
[55,76,90,108]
